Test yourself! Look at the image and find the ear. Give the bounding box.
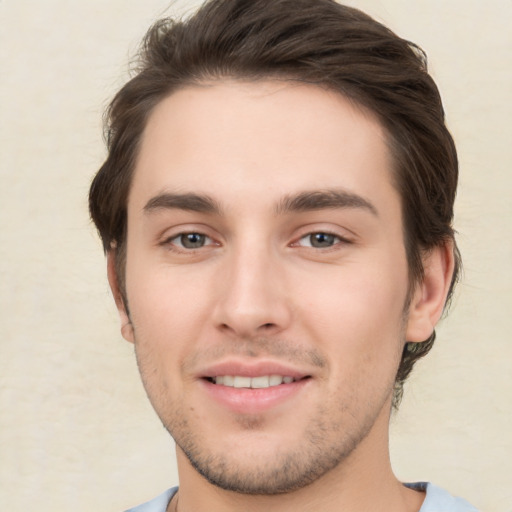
[406,241,455,342]
[107,250,135,344]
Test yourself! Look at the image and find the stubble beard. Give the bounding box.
[134,333,403,496]
[167,400,386,495]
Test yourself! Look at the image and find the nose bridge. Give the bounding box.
[214,235,291,336]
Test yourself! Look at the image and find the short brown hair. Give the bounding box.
[89,0,460,407]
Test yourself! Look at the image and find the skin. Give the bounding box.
[108,80,454,512]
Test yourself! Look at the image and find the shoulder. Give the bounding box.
[406,482,480,512]
[123,487,178,512]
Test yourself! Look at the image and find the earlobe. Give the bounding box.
[405,241,455,342]
[107,251,135,344]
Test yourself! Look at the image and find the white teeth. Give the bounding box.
[234,376,251,388]
[251,376,270,388]
[269,375,283,386]
[212,375,297,388]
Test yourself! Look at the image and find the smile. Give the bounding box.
[210,375,299,388]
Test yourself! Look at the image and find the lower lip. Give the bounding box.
[200,378,310,415]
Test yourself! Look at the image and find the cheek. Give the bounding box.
[126,272,205,414]
[296,262,408,369]
[301,261,407,324]
[125,263,228,393]
[125,264,215,390]
[126,261,212,331]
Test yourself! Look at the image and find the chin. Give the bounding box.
[170,409,374,495]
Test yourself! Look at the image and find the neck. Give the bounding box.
[171,408,425,512]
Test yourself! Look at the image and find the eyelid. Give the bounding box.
[158,224,221,252]
[290,224,355,246]
[169,232,214,248]
[294,231,350,248]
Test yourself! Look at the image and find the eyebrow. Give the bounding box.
[275,189,378,216]
[143,188,378,217]
[144,192,222,215]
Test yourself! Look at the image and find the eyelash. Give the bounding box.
[293,231,352,250]
[161,230,351,253]
[162,232,216,251]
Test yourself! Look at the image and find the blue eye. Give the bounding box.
[299,233,340,248]
[172,233,210,249]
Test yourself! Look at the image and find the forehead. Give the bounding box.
[130,80,397,216]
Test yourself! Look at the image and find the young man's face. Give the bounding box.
[112,81,439,493]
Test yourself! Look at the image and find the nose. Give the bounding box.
[212,245,293,338]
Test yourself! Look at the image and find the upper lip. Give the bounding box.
[198,359,311,379]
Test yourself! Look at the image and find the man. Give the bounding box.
[89,0,478,510]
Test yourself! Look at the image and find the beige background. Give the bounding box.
[1,0,510,510]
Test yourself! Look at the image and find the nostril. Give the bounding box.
[219,323,233,332]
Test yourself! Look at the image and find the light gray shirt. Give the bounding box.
[124,482,480,511]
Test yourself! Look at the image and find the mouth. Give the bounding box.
[198,361,313,413]
[205,375,308,389]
